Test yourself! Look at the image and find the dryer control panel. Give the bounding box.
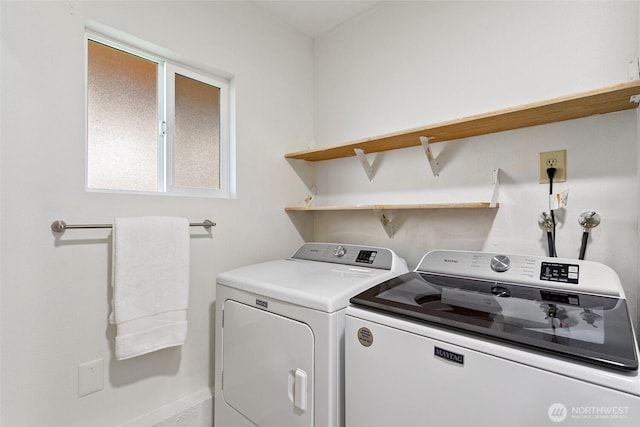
[291,243,397,270]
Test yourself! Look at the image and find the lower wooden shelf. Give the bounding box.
[285,202,499,211]
[285,202,499,237]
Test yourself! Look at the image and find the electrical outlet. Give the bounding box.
[78,358,104,397]
[539,150,566,183]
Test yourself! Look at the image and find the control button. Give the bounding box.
[334,245,346,257]
[490,255,511,272]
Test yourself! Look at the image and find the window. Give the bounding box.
[86,33,233,197]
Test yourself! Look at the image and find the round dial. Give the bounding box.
[334,245,346,257]
[490,255,511,272]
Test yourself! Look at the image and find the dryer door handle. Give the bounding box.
[288,368,308,412]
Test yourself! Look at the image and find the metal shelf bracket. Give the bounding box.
[303,184,317,206]
[354,148,376,182]
[490,168,500,208]
[420,136,440,177]
[372,208,395,238]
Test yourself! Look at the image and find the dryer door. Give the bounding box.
[222,300,314,427]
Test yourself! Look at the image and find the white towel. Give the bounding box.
[110,216,190,360]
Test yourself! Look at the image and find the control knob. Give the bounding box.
[334,245,346,258]
[490,255,511,272]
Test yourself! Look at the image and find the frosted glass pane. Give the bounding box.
[174,74,220,189]
[87,40,158,192]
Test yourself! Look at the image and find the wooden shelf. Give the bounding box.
[286,203,499,237]
[285,202,498,212]
[285,81,640,162]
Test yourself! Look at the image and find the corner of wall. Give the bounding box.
[0,0,4,423]
[636,0,640,333]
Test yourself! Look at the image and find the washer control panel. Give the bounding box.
[416,249,621,296]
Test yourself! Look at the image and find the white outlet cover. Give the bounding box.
[78,358,104,397]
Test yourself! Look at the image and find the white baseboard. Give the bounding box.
[119,387,213,427]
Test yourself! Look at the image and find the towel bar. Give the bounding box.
[51,219,216,233]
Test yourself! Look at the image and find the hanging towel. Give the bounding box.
[110,216,190,360]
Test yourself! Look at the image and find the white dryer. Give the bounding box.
[346,250,640,427]
[214,243,408,427]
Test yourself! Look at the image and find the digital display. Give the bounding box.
[540,262,579,284]
[356,250,377,264]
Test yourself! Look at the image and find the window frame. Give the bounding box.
[85,30,233,198]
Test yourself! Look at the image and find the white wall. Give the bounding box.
[309,1,640,325]
[0,1,312,426]
[2,1,639,425]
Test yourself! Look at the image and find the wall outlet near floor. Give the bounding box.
[78,358,104,397]
[539,150,566,183]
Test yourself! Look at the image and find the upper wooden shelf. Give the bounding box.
[285,81,640,162]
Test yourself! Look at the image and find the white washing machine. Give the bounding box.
[214,242,408,427]
[346,250,640,427]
